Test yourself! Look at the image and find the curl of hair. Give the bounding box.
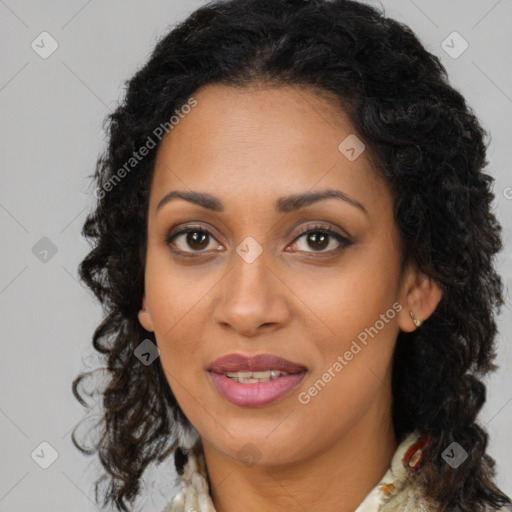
[72,0,509,510]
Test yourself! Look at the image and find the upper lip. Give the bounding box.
[207,353,307,374]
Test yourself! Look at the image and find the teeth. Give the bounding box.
[224,370,290,383]
[227,371,253,378]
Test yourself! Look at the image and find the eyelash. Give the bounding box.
[165,223,352,258]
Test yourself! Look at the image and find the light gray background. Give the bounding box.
[1,1,511,511]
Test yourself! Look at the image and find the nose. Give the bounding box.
[212,248,291,338]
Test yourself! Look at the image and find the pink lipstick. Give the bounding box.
[207,353,307,407]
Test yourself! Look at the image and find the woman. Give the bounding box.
[72,0,512,511]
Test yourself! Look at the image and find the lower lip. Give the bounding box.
[208,371,307,407]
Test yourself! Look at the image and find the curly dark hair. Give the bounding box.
[72,0,511,510]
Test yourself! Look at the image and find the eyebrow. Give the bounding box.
[156,188,368,216]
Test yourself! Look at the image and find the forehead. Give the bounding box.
[149,83,388,217]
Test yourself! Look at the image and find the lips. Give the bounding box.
[207,353,307,374]
[208,371,307,407]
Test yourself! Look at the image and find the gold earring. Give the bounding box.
[410,310,422,328]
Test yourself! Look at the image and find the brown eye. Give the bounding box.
[289,225,352,254]
[165,223,352,258]
[166,225,219,254]
[304,231,329,251]
[185,230,209,250]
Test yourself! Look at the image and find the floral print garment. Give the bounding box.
[161,432,512,512]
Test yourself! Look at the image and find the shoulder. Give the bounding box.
[380,433,512,512]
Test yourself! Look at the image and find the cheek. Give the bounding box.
[296,350,394,445]
[315,289,399,392]
[300,253,400,340]
[144,250,210,360]
[145,244,209,322]
[301,245,401,397]
[300,301,399,437]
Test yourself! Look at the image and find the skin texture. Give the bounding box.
[138,83,442,512]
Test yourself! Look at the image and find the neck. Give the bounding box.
[201,384,397,512]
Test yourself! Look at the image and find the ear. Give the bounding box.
[397,263,443,333]
[138,295,155,332]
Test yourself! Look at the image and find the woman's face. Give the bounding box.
[139,83,437,466]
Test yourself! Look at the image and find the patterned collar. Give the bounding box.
[161,432,437,512]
